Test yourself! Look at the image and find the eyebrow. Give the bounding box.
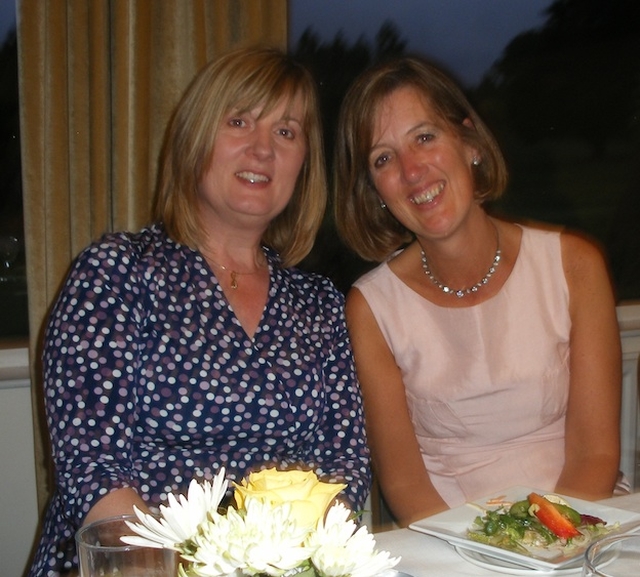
[370,120,432,152]
[281,115,303,125]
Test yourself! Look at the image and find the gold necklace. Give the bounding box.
[206,254,266,290]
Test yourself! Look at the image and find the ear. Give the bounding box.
[461,118,481,165]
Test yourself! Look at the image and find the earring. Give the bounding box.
[379,200,387,209]
[472,157,481,166]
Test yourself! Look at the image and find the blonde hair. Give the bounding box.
[154,47,326,267]
[334,56,508,262]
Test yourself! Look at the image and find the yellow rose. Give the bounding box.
[233,468,346,528]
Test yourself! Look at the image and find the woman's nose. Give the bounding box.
[399,151,423,183]
[248,126,275,159]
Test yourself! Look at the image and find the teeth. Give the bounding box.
[236,171,269,184]
[411,182,444,205]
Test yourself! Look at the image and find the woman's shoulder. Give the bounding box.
[68,224,191,291]
[271,256,348,316]
[518,222,609,296]
[558,228,609,282]
[519,221,562,242]
[352,260,392,290]
[284,264,345,302]
[519,222,605,269]
[87,223,166,252]
[516,222,564,264]
[77,224,176,267]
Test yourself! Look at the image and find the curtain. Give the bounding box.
[17,0,288,515]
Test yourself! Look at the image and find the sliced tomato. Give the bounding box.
[528,493,581,539]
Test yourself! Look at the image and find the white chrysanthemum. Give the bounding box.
[241,499,314,576]
[186,499,314,577]
[122,469,228,550]
[308,503,400,577]
[179,508,246,577]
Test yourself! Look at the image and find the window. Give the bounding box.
[290,0,640,303]
[0,2,26,341]
[3,1,638,344]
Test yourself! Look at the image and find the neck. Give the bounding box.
[418,219,501,298]
[199,232,267,271]
[199,235,268,286]
[202,248,265,271]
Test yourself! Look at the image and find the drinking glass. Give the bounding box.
[76,515,177,577]
[582,533,640,576]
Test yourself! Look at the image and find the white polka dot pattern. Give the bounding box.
[29,224,370,576]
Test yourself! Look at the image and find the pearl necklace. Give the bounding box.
[420,224,501,298]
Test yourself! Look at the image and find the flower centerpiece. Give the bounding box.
[122,468,399,577]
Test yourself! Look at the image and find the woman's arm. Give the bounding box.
[346,288,448,526]
[555,232,622,499]
[83,488,149,526]
[309,285,371,513]
[44,237,144,526]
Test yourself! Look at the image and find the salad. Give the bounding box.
[467,492,615,556]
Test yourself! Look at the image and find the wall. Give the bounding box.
[0,347,38,577]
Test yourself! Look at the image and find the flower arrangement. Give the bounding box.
[122,468,399,577]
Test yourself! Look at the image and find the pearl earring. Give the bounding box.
[472,157,481,166]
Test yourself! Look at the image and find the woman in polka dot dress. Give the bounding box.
[29,47,371,576]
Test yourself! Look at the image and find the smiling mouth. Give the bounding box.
[236,171,270,184]
[410,182,444,205]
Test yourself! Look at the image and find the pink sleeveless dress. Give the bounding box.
[354,226,570,507]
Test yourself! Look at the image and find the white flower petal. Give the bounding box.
[124,469,229,550]
[123,507,185,549]
[310,503,400,577]
[123,469,399,577]
[119,534,167,549]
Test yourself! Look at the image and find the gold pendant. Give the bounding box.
[230,271,238,289]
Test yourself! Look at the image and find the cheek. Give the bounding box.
[286,148,307,179]
[295,148,307,173]
[277,154,306,197]
[370,170,395,198]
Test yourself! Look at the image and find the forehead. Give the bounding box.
[233,90,307,121]
[373,86,438,133]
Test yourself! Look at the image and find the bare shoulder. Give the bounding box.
[345,287,375,328]
[559,230,615,314]
[560,229,609,282]
[345,286,367,313]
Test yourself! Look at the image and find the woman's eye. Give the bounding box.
[228,117,246,128]
[418,132,435,143]
[278,127,295,139]
[372,154,390,169]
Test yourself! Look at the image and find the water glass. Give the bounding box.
[76,515,176,576]
[582,532,640,576]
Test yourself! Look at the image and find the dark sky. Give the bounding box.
[290,0,554,85]
[2,2,554,86]
[0,0,14,44]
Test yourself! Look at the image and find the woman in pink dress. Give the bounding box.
[333,56,622,526]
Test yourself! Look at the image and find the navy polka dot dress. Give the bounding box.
[29,224,370,576]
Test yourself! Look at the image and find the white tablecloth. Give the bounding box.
[373,492,640,577]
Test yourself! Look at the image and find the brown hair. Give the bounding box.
[154,46,326,267]
[334,56,508,262]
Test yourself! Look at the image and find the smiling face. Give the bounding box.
[368,85,479,240]
[197,93,308,234]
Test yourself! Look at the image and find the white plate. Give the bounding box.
[455,547,581,575]
[409,486,640,572]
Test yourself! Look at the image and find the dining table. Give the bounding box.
[373,492,640,577]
